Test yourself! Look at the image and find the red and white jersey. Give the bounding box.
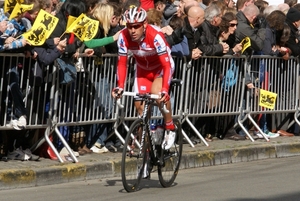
[117,24,174,92]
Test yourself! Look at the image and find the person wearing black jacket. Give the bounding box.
[182,5,205,62]
[49,0,94,155]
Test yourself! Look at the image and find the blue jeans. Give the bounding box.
[57,84,74,150]
[7,66,27,119]
[87,77,114,147]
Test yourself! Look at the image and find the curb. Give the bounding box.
[1,142,300,190]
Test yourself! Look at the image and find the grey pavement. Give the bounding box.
[1,135,300,190]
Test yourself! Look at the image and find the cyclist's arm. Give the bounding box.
[154,33,173,92]
[116,32,128,89]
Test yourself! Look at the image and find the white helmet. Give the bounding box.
[123,7,147,24]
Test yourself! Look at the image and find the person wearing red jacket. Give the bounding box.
[112,6,176,150]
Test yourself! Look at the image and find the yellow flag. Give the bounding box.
[83,18,99,41]
[9,3,33,20]
[241,37,251,54]
[22,9,59,46]
[66,13,99,41]
[259,89,277,109]
[4,0,25,13]
[67,15,77,29]
[4,0,16,13]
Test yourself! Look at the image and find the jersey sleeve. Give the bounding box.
[116,32,128,89]
[153,33,172,92]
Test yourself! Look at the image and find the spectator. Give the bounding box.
[257,10,290,138]
[273,7,300,137]
[202,0,212,7]
[49,0,94,155]
[285,8,300,57]
[193,5,233,141]
[235,4,265,55]
[158,0,179,26]
[1,2,41,160]
[236,0,254,12]
[155,0,167,13]
[166,15,189,57]
[210,0,227,16]
[181,5,205,143]
[86,2,122,153]
[1,7,30,130]
[218,12,242,56]
[224,6,237,14]
[263,5,279,16]
[183,5,205,62]
[178,0,198,17]
[277,3,289,14]
[234,4,265,138]
[223,0,235,9]
[199,4,227,56]
[284,0,297,8]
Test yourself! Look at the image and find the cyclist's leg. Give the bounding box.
[134,71,153,116]
[151,77,173,123]
[152,77,176,150]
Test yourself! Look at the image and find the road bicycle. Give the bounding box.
[117,81,183,192]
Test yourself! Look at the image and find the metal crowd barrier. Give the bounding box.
[182,56,247,146]
[239,56,300,141]
[0,53,50,130]
[1,53,300,163]
[0,53,76,162]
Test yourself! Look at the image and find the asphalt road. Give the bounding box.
[1,156,300,201]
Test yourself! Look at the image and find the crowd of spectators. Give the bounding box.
[0,0,300,161]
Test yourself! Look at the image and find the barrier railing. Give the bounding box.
[1,53,299,163]
[238,56,299,141]
[0,53,50,130]
[182,56,247,146]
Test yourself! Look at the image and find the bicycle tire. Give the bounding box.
[158,119,183,187]
[121,119,148,192]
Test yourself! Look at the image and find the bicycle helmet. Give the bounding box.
[123,6,147,24]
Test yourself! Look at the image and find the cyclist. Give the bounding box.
[112,6,176,150]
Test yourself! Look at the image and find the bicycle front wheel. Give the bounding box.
[121,119,147,192]
[158,119,183,187]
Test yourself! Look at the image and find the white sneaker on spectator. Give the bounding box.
[254,131,279,139]
[7,116,27,130]
[23,148,40,161]
[7,148,30,161]
[59,147,79,157]
[265,131,280,138]
[162,130,176,150]
[17,115,27,129]
[90,145,108,153]
[8,120,21,130]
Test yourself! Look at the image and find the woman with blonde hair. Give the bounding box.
[91,3,115,36]
[84,3,121,49]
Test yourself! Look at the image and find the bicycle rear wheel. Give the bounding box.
[121,119,147,192]
[158,119,183,187]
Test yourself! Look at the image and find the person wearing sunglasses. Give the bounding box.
[218,12,242,56]
[112,6,177,150]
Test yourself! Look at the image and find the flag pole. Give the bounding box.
[59,31,66,40]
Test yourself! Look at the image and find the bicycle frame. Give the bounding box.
[120,92,166,165]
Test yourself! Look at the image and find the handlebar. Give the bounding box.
[116,91,169,114]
